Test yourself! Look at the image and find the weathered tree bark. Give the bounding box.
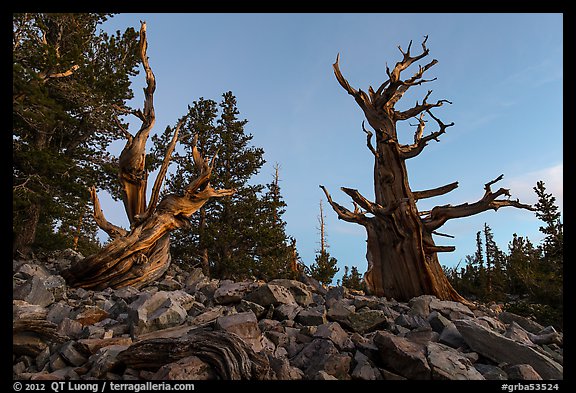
[321,37,534,304]
[62,22,234,290]
[117,330,271,380]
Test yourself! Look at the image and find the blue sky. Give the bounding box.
[98,13,563,281]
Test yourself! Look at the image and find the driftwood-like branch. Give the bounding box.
[394,90,452,121]
[118,21,157,224]
[89,186,128,239]
[423,175,535,232]
[341,187,400,218]
[141,120,184,222]
[319,185,367,225]
[333,54,373,115]
[399,109,454,159]
[362,121,378,157]
[413,181,459,200]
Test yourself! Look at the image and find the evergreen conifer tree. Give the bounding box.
[153,93,294,280]
[13,13,140,256]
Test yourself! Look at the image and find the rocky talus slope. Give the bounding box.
[13,250,563,381]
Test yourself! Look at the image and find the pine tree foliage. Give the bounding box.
[445,181,563,329]
[341,265,364,291]
[151,93,294,280]
[13,13,140,256]
[309,199,339,285]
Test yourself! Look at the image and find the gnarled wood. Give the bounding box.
[117,330,272,380]
[62,21,234,290]
[323,37,534,304]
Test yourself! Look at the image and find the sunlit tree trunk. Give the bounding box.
[62,22,234,290]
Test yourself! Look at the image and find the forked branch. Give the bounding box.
[89,186,128,239]
[319,185,368,225]
[422,175,535,232]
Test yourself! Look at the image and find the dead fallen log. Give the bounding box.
[117,329,271,380]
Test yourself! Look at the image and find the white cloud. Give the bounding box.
[505,163,563,212]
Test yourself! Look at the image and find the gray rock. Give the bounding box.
[85,345,129,378]
[453,319,563,380]
[290,338,339,375]
[269,279,314,306]
[152,355,217,380]
[345,309,391,334]
[352,295,381,310]
[313,322,349,350]
[35,347,51,371]
[395,313,430,330]
[58,341,87,367]
[128,291,188,336]
[43,275,67,301]
[244,283,297,307]
[14,276,55,307]
[373,330,431,379]
[236,299,266,318]
[57,318,83,339]
[529,329,563,346]
[428,310,453,334]
[274,303,302,321]
[426,342,484,380]
[408,295,435,317]
[14,263,52,280]
[313,370,338,380]
[505,364,543,380]
[326,299,355,322]
[498,311,545,334]
[214,280,258,304]
[188,305,229,327]
[474,363,508,380]
[351,350,383,380]
[46,303,74,325]
[438,323,467,349]
[296,305,327,326]
[429,298,474,319]
[215,311,263,352]
[505,321,536,346]
[405,327,440,345]
[269,357,304,380]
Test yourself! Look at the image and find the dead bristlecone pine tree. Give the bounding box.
[320,36,534,305]
[62,22,235,290]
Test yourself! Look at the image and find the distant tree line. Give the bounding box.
[444,181,563,329]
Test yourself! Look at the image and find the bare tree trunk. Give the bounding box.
[199,207,210,276]
[13,203,40,258]
[62,22,234,290]
[321,37,534,304]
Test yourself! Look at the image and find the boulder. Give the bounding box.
[313,322,350,350]
[426,342,484,380]
[373,330,431,379]
[215,311,263,352]
[14,276,55,307]
[214,280,258,304]
[244,283,297,307]
[152,356,217,380]
[268,279,314,306]
[128,291,189,335]
[453,319,563,379]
